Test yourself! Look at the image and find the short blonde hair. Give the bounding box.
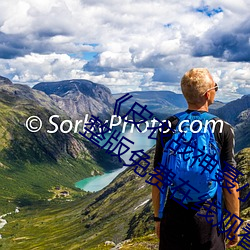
[181,68,214,104]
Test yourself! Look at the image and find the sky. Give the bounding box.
[0,0,250,102]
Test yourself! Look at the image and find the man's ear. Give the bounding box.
[204,92,209,100]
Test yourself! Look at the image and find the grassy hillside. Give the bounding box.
[1,147,249,249]
[0,148,155,249]
[0,84,122,213]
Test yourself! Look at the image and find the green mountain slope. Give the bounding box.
[0,148,155,249]
[1,147,249,250]
[0,83,122,213]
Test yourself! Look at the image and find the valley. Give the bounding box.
[0,76,249,249]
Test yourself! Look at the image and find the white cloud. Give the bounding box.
[0,53,87,85]
[0,0,249,100]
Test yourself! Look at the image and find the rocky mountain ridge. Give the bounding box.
[213,94,250,152]
[113,91,225,119]
[33,79,116,120]
[213,94,250,125]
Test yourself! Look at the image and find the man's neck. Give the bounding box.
[187,103,209,112]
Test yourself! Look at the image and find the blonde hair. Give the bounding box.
[181,68,214,104]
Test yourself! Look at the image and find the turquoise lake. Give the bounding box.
[75,128,156,192]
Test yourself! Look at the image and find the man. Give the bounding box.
[152,68,240,250]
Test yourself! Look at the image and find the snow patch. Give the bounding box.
[134,199,150,210]
[0,208,20,239]
[138,185,145,190]
[0,219,7,229]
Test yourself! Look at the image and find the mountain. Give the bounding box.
[0,76,248,249]
[209,100,225,110]
[213,94,250,126]
[0,75,12,85]
[1,146,249,249]
[0,79,122,213]
[213,94,250,152]
[33,79,115,120]
[113,91,186,119]
[236,148,250,211]
[113,91,225,120]
[234,108,250,152]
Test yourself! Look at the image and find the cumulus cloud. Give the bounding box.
[0,0,249,100]
[193,17,250,62]
[0,53,87,85]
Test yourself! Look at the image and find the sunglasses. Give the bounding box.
[202,83,218,95]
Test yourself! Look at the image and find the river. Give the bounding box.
[75,127,156,192]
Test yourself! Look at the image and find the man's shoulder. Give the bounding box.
[164,115,179,129]
[165,111,234,134]
[210,116,234,134]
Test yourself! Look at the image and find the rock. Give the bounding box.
[105,240,116,247]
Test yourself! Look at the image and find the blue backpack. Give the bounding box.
[158,111,222,222]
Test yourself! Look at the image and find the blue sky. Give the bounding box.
[0,0,249,102]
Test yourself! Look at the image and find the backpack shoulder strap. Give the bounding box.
[198,112,223,230]
[173,111,189,121]
[174,111,217,122]
[174,111,188,119]
[201,112,217,120]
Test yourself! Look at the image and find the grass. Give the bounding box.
[0,198,87,249]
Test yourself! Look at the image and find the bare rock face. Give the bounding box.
[33,79,115,120]
[211,94,250,152]
[213,94,250,125]
[0,76,12,85]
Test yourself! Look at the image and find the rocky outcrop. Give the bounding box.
[213,94,250,125]
[0,83,123,168]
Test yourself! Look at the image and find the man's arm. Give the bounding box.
[223,176,240,248]
[221,123,240,248]
[152,131,163,217]
[152,130,164,238]
[151,117,177,238]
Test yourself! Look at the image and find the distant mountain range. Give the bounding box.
[2,76,250,153]
[113,91,186,117]
[212,94,250,126]
[33,79,115,120]
[113,91,225,119]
